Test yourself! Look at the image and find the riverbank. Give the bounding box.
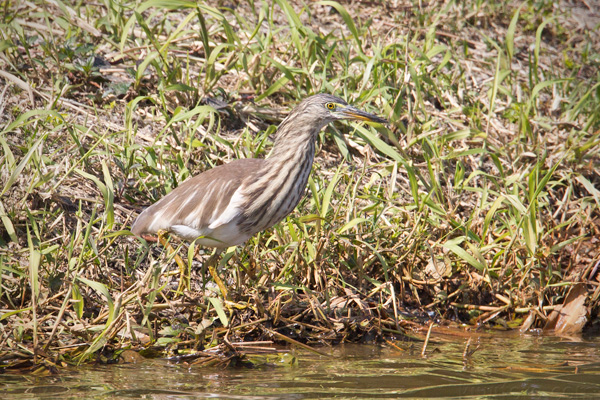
[1,0,599,369]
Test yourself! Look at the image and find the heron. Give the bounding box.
[131,93,387,295]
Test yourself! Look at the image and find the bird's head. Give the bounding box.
[272,93,388,148]
[302,93,388,126]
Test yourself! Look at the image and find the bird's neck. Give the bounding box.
[264,115,319,187]
[267,115,323,162]
[236,119,320,232]
[263,118,317,196]
[266,133,316,174]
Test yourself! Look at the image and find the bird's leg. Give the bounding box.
[157,229,189,293]
[246,249,257,281]
[203,249,228,299]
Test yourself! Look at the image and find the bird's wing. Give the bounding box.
[131,158,264,237]
[207,185,245,230]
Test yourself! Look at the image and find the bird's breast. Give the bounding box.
[237,145,315,235]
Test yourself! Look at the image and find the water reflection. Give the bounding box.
[2,334,600,399]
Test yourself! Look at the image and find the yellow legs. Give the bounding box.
[157,229,189,293]
[204,249,228,299]
[155,230,228,298]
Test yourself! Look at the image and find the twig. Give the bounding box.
[385,339,405,352]
[462,337,480,360]
[450,302,505,312]
[389,283,401,332]
[226,317,269,332]
[263,327,334,358]
[42,286,73,352]
[462,337,472,360]
[421,321,434,356]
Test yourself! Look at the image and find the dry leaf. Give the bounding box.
[544,283,588,334]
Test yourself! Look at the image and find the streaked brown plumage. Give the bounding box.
[131,94,387,248]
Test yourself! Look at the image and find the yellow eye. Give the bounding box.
[326,102,336,110]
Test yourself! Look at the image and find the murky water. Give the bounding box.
[3,333,600,399]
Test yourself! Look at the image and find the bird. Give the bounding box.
[131,93,387,294]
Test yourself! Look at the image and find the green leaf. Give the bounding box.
[28,244,41,298]
[321,166,342,218]
[482,195,505,240]
[0,307,32,321]
[1,109,62,136]
[575,174,600,207]
[506,3,524,60]
[101,161,115,229]
[425,44,447,60]
[442,237,486,271]
[337,217,368,234]
[0,135,14,166]
[120,14,138,53]
[208,297,229,327]
[255,75,290,102]
[534,17,557,73]
[331,128,351,161]
[75,168,114,230]
[136,0,198,12]
[274,0,303,52]
[72,284,84,319]
[550,234,586,254]
[298,213,323,223]
[156,337,181,346]
[0,200,17,242]
[167,105,215,125]
[318,1,363,55]
[353,125,404,164]
[135,51,159,83]
[531,79,567,103]
[1,132,48,196]
[504,194,527,214]
[523,217,537,255]
[165,83,197,92]
[79,335,107,364]
[158,10,197,55]
[77,276,115,325]
[488,53,502,117]
[435,50,452,73]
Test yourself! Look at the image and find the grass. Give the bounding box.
[0,0,599,368]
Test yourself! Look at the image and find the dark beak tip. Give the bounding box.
[339,105,387,125]
[365,115,388,125]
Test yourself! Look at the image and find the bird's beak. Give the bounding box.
[338,105,388,125]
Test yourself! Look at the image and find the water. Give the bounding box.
[2,334,600,399]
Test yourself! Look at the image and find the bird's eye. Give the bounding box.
[326,103,336,110]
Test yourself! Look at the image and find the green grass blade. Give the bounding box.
[506,3,524,60]
[321,166,342,219]
[0,200,17,242]
[442,237,486,272]
[318,1,363,55]
[101,161,115,229]
[1,132,48,196]
[208,297,229,327]
[337,217,368,234]
[534,17,557,81]
[77,276,115,325]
